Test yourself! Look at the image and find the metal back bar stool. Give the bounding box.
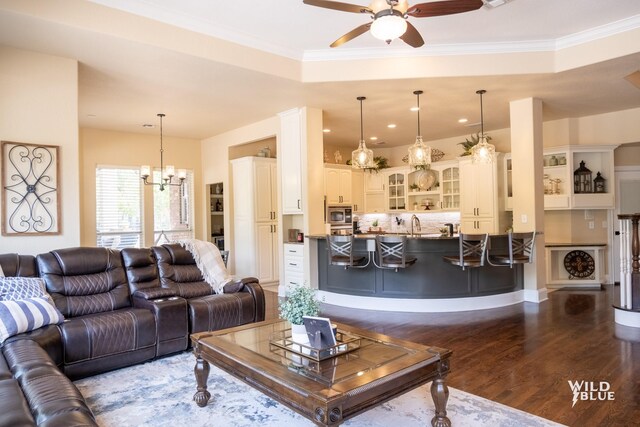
[327,235,369,269]
[373,235,417,272]
[442,233,489,270]
[488,231,535,267]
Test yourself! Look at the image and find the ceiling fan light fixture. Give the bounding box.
[370,14,407,42]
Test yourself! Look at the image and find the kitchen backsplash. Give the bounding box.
[357,212,461,234]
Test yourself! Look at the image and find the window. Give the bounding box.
[96,166,143,248]
[153,170,194,244]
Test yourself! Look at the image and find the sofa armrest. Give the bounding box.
[133,288,177,300]
[240,277,265,322]
[131,296,188,357]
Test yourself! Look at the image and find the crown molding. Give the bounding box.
[554,14,640,50]
[88,1,640,63]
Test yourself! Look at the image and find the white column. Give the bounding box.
[510,98,547,302]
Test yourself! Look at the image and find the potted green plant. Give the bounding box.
[409,183,420,192]
[279,284,320,344]
[458,133,492,156]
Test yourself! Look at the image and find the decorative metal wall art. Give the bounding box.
[1,141,60,235]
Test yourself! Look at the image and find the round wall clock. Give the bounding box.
[563,250,595,279]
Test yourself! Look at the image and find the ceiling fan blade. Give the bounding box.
[407,0,483,18]
[330,22,372,48]
[399,21,424,48]
[303,0,373,14]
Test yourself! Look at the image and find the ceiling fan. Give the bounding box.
[303,0,483,48]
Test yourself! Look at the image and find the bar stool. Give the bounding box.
[442,233,489,270]
[327,235,369,269]
[488,231,535,267]
[373,235,417,272]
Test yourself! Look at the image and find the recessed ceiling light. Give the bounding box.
[387,124,397,128]
[373,141,386,145]
[87,114,97,118]
[142,123,155,128]
[323,128,331,133]
[458,118,468,123]
[370,136,378,141]
[410,107,420,112]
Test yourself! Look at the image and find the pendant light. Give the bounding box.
[407,90,432,169]
[471,89,495,164]
[140,113,186,191]
[351,96,375,169]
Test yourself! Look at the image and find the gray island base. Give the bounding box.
[310,234,524,312]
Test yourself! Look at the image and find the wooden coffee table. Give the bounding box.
[191,319,452,427]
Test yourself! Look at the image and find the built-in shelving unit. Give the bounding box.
[209,182,224,250]
[504,145,617,210]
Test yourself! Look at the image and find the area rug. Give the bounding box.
[74,351,564,427]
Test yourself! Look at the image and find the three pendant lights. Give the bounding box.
[351,89,495,170]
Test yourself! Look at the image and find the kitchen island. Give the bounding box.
[308,234,524,312]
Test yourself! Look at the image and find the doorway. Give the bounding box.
[612,167,640,283]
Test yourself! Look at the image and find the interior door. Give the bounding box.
[613,168,640,282]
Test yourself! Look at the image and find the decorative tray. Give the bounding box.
[269,329,361,361]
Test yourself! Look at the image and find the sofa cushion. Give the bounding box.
[188,292,256,334]
[0,277,53,304]
[0,297,64,343]
[0,253,38,278]
[37,248,131,317]
[0,264,3,277]
[60,308,156,365]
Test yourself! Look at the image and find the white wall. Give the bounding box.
[0,47,79,255]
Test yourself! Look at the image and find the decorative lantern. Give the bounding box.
[574,161,592,193]
[594,172,606,193]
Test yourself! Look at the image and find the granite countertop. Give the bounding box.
[307,233,458,240]
[545,242,607,247]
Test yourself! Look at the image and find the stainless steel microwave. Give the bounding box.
[327,205,352,225]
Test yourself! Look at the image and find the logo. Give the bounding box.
[568,381,615,407]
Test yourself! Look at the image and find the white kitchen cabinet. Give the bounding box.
[283,243,304,287]
[279,109,303,214]
[325,166,352,205]
[386,171,406,211]
[364,170,385,213]
[351,169,364,213]
[406,160,459,211]
[459,154,504,234]
[231,156,279,284]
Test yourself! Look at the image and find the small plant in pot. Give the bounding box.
[279,284,320,344]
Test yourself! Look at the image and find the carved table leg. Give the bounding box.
[193,349,211,407]
[430,360,451,427]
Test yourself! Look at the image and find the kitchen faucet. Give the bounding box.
[410,214,421,237]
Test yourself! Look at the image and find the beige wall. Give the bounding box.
[80,128,202,247]
[0,47,79,255]
[228,137,276,160]
[614,143,640,167]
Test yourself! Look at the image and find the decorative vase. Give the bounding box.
[290,323,309,346]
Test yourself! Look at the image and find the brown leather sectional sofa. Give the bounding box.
[0,244,265,426]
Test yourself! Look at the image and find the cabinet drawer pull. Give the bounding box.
[289,262,298,266]
[297,199,301,209]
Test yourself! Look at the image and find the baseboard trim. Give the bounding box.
[523,288,548,303]
[615,308,640,328]
[317,290,526,313]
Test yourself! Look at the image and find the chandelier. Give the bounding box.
[140,113,186,191]
[407,90,432,169]
[471,89,496,164]
[351,96,375,169]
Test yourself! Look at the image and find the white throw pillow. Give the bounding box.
[0,264,4,277]
[0,297,64,343]
[0,277,54,304]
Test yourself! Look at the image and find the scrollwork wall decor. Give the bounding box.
[1,141,60,235]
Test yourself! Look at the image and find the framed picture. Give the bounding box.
[1,141,60,236]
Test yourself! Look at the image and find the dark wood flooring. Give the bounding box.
[264,286,640,427]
